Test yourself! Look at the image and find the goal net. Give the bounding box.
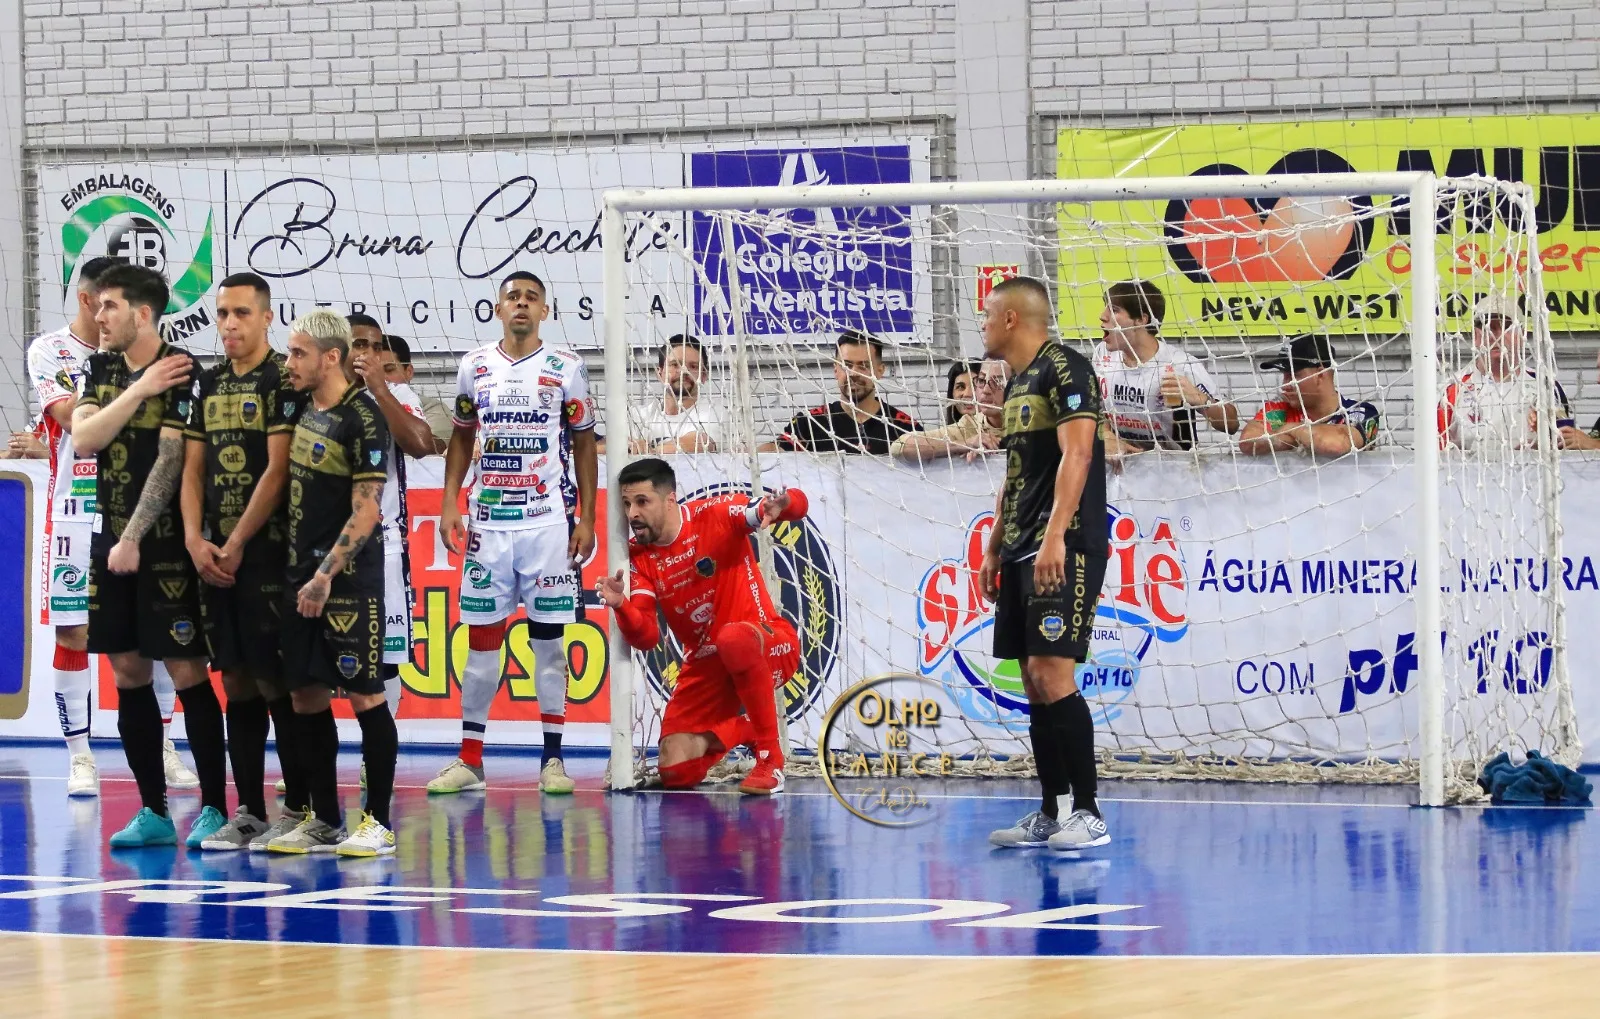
[601,172,1576,806]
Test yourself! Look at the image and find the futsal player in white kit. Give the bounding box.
[27,255,196,796]
[430,272,598,796]
[1092,280,1240,457]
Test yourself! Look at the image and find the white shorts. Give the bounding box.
[383,549,413,666]
[43,520,91,627]
[459,525,578,627]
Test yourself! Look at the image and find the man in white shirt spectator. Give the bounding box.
[1440,293,1571,451]
[628,334,724,454]
[892,357,1008,463]
[1092,280,1239,458]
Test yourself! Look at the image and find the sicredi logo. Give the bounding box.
[689,146,915,338]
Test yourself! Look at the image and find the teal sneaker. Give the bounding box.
[109,807,178,848]
[184,805,228,849]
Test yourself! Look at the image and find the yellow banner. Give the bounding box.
[1055,115,1600,337]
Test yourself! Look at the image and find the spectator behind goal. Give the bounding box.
[942,360,979,426]
[628,334,725,454]
[1238,334,1379,459]
[1560,343,1600,451]
[892,357,1008,463]
[1092,280,1240,458]
[766,330,920,455]
[1439,293,1572,451]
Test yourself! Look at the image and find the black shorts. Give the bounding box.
[280,584,385,696]
[992,553,1107,663]
[200,551,286,673]
[87,548,206,659]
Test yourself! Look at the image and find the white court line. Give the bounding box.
[4,927,1600,962]
[0,772,1588,812]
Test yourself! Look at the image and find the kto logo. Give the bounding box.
[640,483,839,723]
[915,506,1188,726]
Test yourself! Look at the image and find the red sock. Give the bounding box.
[660,751,721,789]
[459,737,484,768]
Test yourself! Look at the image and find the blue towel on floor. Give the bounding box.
[1477,751,1593,805]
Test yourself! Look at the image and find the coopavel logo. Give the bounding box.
[916,508,1188,727]
[55,172,214,338]
[689,145,918,339]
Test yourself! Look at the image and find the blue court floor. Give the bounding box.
[0,742,1594,958]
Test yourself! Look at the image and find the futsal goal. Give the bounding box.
[600,172,1576,807]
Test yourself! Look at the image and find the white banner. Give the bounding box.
[4,454,1597,769]
[36,140,932,356]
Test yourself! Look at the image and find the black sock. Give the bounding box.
[302,707,342,830]
[267,697,309,813]
[543,732,563,763]
[1029,713,1068,819]
[1046,692,1100,819]
[226,695,270,820]
[117,683,167,816]
[176,681,229,812]
[355,702,397,829]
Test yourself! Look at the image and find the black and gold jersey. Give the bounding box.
[286,383,389,588]
[184,350,300,545]
[998,341,1107,562]
[77,341,200,556]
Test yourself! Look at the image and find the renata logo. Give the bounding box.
[916,506,1188,724]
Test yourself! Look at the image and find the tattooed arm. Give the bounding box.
[296,479,384,617]
[106,428,187,575]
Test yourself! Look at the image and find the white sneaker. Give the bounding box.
[335,812,396,858]
[1047,808,1111,850]
[425,758,486,794]
[164,739,199,790]
[540,758,575,795]
[66,753,99,797]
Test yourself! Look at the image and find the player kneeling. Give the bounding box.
[598,458,806,794]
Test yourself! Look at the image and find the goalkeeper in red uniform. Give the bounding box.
[597,457,807,795]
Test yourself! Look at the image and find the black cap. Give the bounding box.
[1260,334,1335,373]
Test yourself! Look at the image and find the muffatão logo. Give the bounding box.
[58,175,214,324]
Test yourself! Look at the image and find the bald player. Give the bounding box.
[976,276,1112,854]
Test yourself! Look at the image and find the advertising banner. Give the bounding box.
[5,454,1600,765]
[37,140,933,357]
[1055,114,1600,337]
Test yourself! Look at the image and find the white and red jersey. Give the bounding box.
[1438,366,1571,451]
[364,380,428,555]
[26,325,97,523]
[1091,339,1222,450]
[626,495,793,660]
[452,341,595,531]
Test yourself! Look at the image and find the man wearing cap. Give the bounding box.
[1238,334,1380,458]
[1440,294,1571,451]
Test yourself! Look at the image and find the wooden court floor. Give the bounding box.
[6,934,1598,1018]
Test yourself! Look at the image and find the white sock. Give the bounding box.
[53,648,91,759]
[151,660,175,740]
[385,675,401,716]
[531,637,566,745]
[459,649,500,744]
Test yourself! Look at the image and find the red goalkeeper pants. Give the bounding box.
[661,619,799,769]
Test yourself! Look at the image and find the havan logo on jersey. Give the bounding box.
[640,482,840,724]
[916,506,1188,727]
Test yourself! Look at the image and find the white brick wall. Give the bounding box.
[22,0,956,148]
[1031,0,1600,113]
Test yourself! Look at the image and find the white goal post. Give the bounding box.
[599,171,1575,806]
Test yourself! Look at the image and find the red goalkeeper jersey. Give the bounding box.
[625,495,792,658]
